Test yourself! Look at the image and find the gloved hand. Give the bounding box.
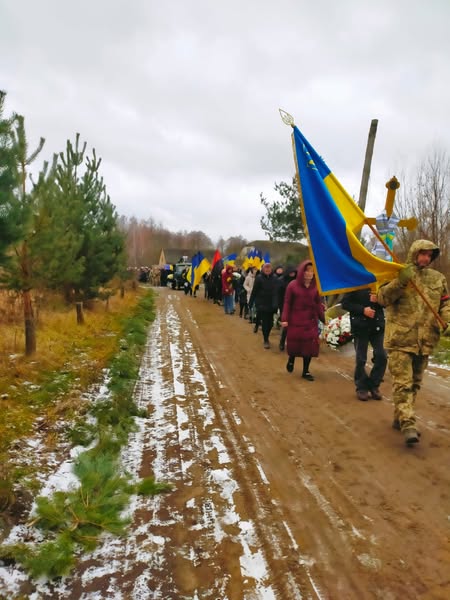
[398,264,414,286]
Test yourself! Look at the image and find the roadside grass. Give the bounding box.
[0,289,141,477]
[0,286,172,580]
[0,287,166,502]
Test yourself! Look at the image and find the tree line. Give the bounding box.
[120,217,215,267]
[120,215,250,268]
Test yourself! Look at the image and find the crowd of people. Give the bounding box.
[180,258,329,381]
[165,239,450,448]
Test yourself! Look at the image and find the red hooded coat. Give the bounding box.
[221,265,234,296]
[281,260,325,357]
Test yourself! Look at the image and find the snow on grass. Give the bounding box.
[1,300,284,599]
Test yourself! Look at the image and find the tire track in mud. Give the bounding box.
[189,323,381,597]
[179,298,385,599]
[144,292,316,599]
[140,294,280,599]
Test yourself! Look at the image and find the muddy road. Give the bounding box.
[4,287,450,599]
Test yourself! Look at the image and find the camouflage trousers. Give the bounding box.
[388,350,428,431]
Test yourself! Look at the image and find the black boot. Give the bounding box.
[286,357,295,373]
[279,328,287,351]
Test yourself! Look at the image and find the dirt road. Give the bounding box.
[4,287,450,599]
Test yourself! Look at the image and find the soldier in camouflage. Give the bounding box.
[378,239,450,446]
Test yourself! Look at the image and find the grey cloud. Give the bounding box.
[1,0,450,241]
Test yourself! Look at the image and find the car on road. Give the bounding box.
[172,262,192,290]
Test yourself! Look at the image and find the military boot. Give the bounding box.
[404,428,420,446]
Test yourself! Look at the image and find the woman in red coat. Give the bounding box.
[281,260,325,380]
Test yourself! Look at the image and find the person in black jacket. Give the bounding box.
[341,287,387,401]
[248,263,279,349]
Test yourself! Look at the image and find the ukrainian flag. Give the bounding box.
[192,252,210,289]
[242,248,266,271]
[254,249,264,270]
[223,253,237,265]
[190,252,201,285]
[292,126,402,295]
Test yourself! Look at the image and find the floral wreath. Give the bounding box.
[322,313,353,349]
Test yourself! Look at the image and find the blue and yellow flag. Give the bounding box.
[223,253,237,266]
[251,249,263,270]
[242,248,264,271]
[191,252,211,289]
[190,252,201,285]
[292,126,402,295]
[241,250,251,271]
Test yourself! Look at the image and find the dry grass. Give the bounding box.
[0,286,148,478]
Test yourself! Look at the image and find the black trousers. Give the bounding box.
[353,330,387,391]
[239,301,248,317]
[258,310,274,342]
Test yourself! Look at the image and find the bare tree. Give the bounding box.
[121,216,215,266]
[392,170,417,262]
[223,235,248,256]
[394,148,450,279]
[185,230,214,251]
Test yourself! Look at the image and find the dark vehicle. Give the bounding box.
[172,262,192,290]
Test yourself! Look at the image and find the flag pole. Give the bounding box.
[279,109,312,238]
[279,110,316,273]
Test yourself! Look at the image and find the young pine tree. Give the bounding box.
[0,91,22,264]
[48,135,126,306]
[75,149,126,299]
[0,103,45,355]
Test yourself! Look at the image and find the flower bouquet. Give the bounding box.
[322,312,353,349]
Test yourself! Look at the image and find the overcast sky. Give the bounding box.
[2,0,449,244]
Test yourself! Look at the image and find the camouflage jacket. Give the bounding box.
[377,240,450,355]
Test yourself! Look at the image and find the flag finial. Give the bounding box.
[279,109,295,127]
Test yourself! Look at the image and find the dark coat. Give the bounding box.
[208,260,223,301]
[281,260,325,357]
[341,289,385,337]
[248,271,279,312]
[277,265,297,312]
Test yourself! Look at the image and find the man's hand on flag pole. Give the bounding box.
[398,264,414,286]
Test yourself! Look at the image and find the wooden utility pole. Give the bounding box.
[358,119,378,212]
